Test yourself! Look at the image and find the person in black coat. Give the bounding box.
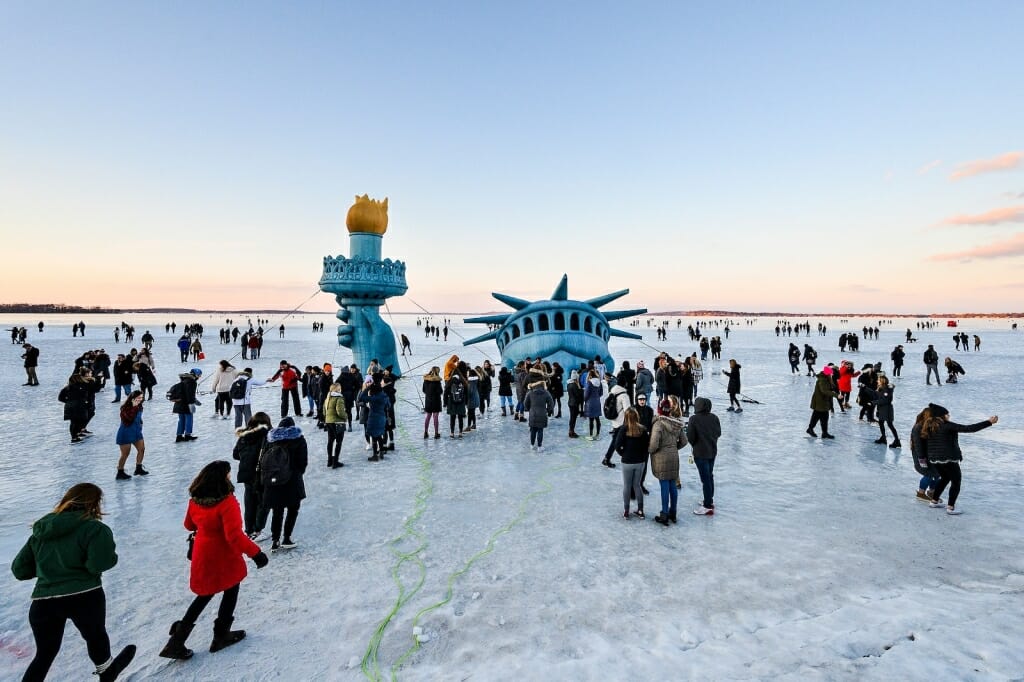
[22,343,39,385]
[421,367,443,439]
[338,365,361,430]
[58,368,100,443]
[615,362,636,404]
[722,359,742,412]
[134,362,157,401]
[920,404,997,514]
[260,418,308,550]
[112,354,135,402]
[232,413,272,538]
[172,370,202,442]
[788,343,800,374]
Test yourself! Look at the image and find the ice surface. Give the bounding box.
[1,313,1022,680]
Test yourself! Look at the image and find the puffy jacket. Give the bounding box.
[723,365,741,394]
[260,426,309,507]
[365,392,390,436]
[323,392,348,424]
[872,385,895,422]
[209,366,238,393]
[583,378,603,418]
[634,368,654,396]
[686,397,722,459]
[923,419,992,464]
[273,367,300,390]
[171,374,199,415]
[524,386,553,428]
[422,376,443,413]
[184,494,260,595]
[836,365,859,393]
[809,373,837,412]
[232,424,268,484]
[497,368,513,397]
[12,511,117,599]
[566,380,583,408]
[649,415,684,480]
[607,385,631,428]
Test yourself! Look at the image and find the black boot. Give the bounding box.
[159,620,195,660]
[668,511,677,524]
[210,616,246,653]
[98,644,137,681]
[501,407,507,416]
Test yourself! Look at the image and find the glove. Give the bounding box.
[194,399,202,406]
[252,551,269,568]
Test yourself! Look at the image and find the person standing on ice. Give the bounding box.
[171,369,202,442]
[634,359,653,404]
[910,407,940,503]
[421,367,443,439]
[614,407,649,519]
[443,366,469,439]
[802,344,817,376]
[890,344,905,377]
[602,379,631,465]
[524,370,554,451]
[722,359,742,412]
[566,369,583,438]
[465,365,481,432]
[208,360,237,420]
[232,412,272,538]
[267,360,301,419]
[871,375,900,448]
[12,483,137,682]
[687,396,722,516]
[923,344,941,385]
[159,461,268,660]
[806,366,838,439]
[497,366,514,416]
[788,343,801,374]
[22,342,40,386]
[583,369,605,447]
[920,404,998,515]
[260,417,308,550]
[365,383,390,457]
[322,382,348,468]
[115,391,147,480]
[836,360,858,412]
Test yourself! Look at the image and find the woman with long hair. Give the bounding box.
[208,360,237,420]
[722,359,742,412]
[583,369,604,443]
[422,366,443,439]
[115,391,147,480]
[160,461,268,660]
[872,375,901,448]
[322,382,348,468]
[649,397,685,525]
[910,406,940,502]
[12,483,136,681]
[920,404,998,515]
[614,407,649,518]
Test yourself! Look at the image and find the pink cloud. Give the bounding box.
[949,151,1022,181]
[929,232,1024,261]
[937,205,1024,227]
[918,159,942,174]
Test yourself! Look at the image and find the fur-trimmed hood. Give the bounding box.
[267,425,303,442]
[234,423,269,439]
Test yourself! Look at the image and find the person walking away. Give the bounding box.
[614,408,649,519]
[807,366,838,439]
[322,383,348,468]
[189,338,203,362]
[872,375,901,448]
[170,369,202,442]
[920,404,997,515]
[177,335,190,363]
[443,369,469,438]
[115,391,148,479]
[12,483,136,681]
[364,384,390,458]
[22,343,40,385]
[497,366,514,416]
[583,370,604,444]
[523,374,554,451]
[421,367,443,439]
[566,369,584,438]
[159,461,268,660]
[688,396,723,515]
[649,397,685,524]
[258,418,308,549]
[722,359,742,412]
[923,344,941,385]
[267,361,302,419]
[208,360,237,420]
[232,412,272,538]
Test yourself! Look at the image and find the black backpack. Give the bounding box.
[259,442,292,487]
[603,391,620,420]
[166,383,183,402]
[449,379,465,405]
[229,376,248,400]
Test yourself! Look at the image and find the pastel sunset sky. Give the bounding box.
[2,2,1023,313]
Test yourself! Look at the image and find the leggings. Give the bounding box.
[621,463,644,511]
[568,403,580,433]
[466,410,477,430]
[270,504,300,542]
[588,417,601,437]
[932,462,962,507]
[423,412,439,433]
[729,393,740,409]
[24,588,111,682]
[449,414,464,434]
[326,424,345,459]
[878,419,899,441]
[182,583,239,625]
[530,426,544,447]
[215,392,232,416]
[69,418,87,438]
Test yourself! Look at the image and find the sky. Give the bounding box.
[1,2,1023,314]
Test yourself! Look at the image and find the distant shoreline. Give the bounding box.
[1,304,1020,318]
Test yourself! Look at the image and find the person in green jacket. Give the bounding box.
[806,366,838,440]
[322,382,349,469]
[11,483,136,682]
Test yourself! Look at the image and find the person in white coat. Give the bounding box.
[208,360,238,420]
[601,381,632,467]
[231,368,267,428]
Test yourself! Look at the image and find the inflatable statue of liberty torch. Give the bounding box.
[319,195,408,377]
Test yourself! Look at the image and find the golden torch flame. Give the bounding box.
[345,194,389,235]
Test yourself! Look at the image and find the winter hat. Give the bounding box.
[928,403,949,418]
[658,399,672,415]
[822,366,833,376]
[278,416,296,428]
[190,368,202,377]
[569,369,579,381]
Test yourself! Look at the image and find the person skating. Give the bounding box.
[920,404,998,515]
[649,397,686,525]
[115,391,147,479]
[12,483,136,682]
[232,413,272,539]
[871,375,901,448]
[422,367,443,439]
[322,382,348,468]
[159,461,268,660]
[259,418,308,549]
[614,408,649,519]
[687,396,723,515]
[722,359,742,412]
[170,369,202,442]
[22,342,40,385]
[524,372,554,451]
[807,366,838,439]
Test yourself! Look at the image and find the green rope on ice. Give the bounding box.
[361,430,434,682]
[387,441,584,680]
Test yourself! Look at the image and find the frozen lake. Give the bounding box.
[1,312,1022,681]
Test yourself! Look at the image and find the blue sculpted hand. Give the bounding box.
[337,305,401,375]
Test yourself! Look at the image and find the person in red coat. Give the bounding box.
[159,461,268,660]
[835,361,860,411]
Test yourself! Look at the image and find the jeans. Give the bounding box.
[114,383,132,400]
[176,412,194,436]
[500,395,514,409]
[234,403,252,429]
[919,475,938,492]
[24,588,111,681]
[694,456,715,508]
[926,363,941,384]
[243,483,261,535]
[621,463,644,511]
[659,479,678,516]
[530,426,544,447]
[305,393,315,412]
